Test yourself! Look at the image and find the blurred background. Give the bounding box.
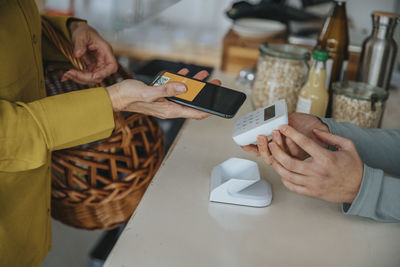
[36,0,400,266]
[37,0,400,74]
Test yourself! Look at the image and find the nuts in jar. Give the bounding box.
[332,81,388,128]
[252,43,310,113]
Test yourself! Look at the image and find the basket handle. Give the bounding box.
[42,18,87,72]
[41,17,132,148]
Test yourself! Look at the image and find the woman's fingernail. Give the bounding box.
[280,125,288,133]
[272,131,278,139]
[257,135,265,145]
[176,84,187,93]
[269,156,274,163]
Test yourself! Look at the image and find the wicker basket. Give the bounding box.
[42,18,165,230]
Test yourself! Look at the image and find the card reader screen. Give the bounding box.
[264,105,275,121]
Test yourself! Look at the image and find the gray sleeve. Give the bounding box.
[319,118,400,222]
[342,164,400,222]
[319,118,400,176]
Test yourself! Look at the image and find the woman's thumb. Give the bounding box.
[145,82,187,101]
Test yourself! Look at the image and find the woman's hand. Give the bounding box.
[61,21,118,85]
[106,69,221,120]
[266,125,364,203]
[241,113,330,162]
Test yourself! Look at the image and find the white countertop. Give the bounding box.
[104,72,400,267]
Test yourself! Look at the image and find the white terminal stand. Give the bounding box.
[210,158,272,207]
[210,100,287,207]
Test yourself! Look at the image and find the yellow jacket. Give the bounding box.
[0,0,115,266]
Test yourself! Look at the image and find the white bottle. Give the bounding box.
[296,50,329,117]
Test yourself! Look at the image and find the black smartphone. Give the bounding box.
[150,71,246,118]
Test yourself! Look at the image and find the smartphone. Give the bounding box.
[150,71,246,118]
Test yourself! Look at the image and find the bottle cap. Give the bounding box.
[313,50,329,61]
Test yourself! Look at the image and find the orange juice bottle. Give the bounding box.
[296,50,329,117]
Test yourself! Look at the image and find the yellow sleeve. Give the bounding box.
[41,14,86,63]
[0,87,114,172]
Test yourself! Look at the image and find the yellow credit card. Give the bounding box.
[152,72,206,102]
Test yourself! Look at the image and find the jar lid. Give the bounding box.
[333,81,388,101]
[259,43,310,61]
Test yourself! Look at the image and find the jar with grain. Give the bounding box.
[332,81,388,128]
[252,43,310,113]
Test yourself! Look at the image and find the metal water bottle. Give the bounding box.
[357,12,399,90]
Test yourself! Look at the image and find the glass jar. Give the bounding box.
[332,81,388,128]
[252,43,310,113]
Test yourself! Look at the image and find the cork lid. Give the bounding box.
[372,11,399,19]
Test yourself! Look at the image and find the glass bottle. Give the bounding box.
[296,50,329,117]
[315,0,349,117]
[356,11,399,90]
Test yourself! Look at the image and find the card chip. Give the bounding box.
[153,76,170,86]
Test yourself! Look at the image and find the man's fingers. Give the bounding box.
[272,159,308,187]
[272,130,290,153]
[257,135,272,165]
[241,145,260,156]
[286,137,309,160]
[271,130,283,147]
[312,128,355,151]
[268,142,310,175]
[192,70,209,80]
[279,125,328,158]
[281,177,311,196]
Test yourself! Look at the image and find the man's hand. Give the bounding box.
[61,21,118,85]
[266,125,364,203]
[241,113,330,162]
[106,69,221,120]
